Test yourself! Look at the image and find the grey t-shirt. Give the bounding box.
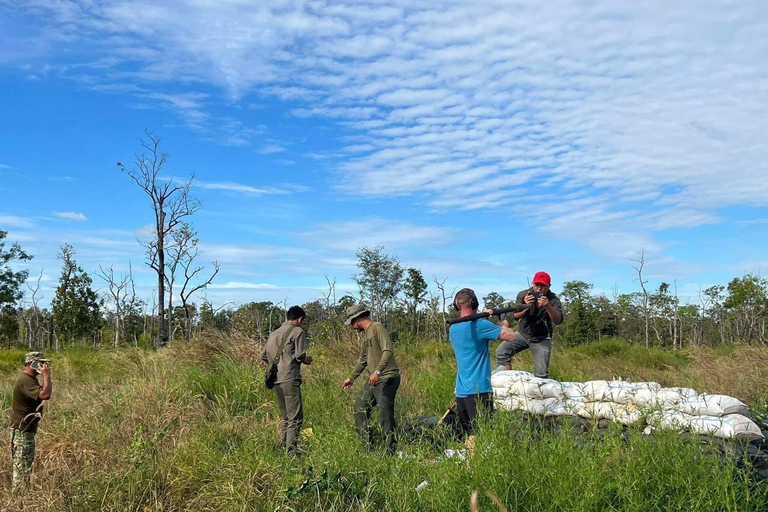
[261,322,308,384]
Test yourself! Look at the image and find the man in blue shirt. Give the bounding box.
[449,288,518,437]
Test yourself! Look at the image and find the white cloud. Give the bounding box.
[6,0,768,261]
[0,214,36,229]
[53,211,87,221]
[303,218,457,252]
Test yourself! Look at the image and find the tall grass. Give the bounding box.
[1,334,767,511]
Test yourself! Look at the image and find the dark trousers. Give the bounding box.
[275,380,303,454]
[354,375,400,454]
[456,393,494,437]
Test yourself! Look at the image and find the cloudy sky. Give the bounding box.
[1,0,767,310]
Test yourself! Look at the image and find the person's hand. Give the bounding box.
[500,319,509,328]
[39,363,50,377]
[342,378,354,390]
[303,356,314,365]
[482,309,494,316]
[538,295,549,308]
[524,293,536,305]
[368,373,380,387]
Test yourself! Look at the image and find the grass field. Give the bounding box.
[1,333,767,511]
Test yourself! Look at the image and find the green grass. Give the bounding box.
[1,335,767,511]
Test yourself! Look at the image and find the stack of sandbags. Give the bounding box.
[491,370,764,441]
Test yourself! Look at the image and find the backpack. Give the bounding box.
[264,326,297,389]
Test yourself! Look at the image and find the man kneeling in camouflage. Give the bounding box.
[8,352,53,493]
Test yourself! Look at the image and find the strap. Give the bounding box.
[274,325,298,365]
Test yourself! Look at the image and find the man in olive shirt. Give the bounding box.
[341,304,400,454]
[495,271,564,378]
[261,306,313,455]
[9,351,53,492]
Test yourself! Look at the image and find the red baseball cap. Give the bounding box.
[533,271,551,286]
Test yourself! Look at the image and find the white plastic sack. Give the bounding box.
[656,387,698,407]
[509,378,564,400]
[679,394,748,417]
[604,382,641,404]
[544,399,585,417]
[689,414,764,441]
[578,401,620,420]
[647,410,692,431]
[524,398,559,416]
[632,388,662,409]
[583,381,611,401]
[490,370,535,389]
[561,382,586,400]
[612,404,644,426]
[495,395,529,411]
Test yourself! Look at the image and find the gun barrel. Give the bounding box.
[445,305,517,325]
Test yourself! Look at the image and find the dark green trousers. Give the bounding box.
[275,380,303,454]
[354,375,400,454]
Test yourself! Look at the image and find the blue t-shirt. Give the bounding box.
[449,319,503,398]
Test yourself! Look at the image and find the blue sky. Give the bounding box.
[1,0,767,311]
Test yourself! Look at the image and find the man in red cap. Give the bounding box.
[495,271,563,378]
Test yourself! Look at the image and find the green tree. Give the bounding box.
[0,230,32,310]
[352,246,403,322]
[403,268,428,333]
[560,280,597,345]
[51,244,101,346]
[482,291,508,310]
[724,274,768,344]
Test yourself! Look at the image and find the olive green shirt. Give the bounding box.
[9,372,44,433]
[261,322,308,384]
[350,321,400,381]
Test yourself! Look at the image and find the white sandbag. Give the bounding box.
[689,414,764,441]
[583,381,611,401]
[647,410,692,431]
[604,382,640,404]
[561,382,586,400]
[632,388,662,409]
[579,402,643,425]
[495,395,529,411]
[524,398,559,416]
[612,404,644,426]
[509,378,564,400]
[578,401,620,420]
[490,370,535,389]
[544,399,585,417]
[679,394,748,417]
[656,387,698,407]
[631,381,662,392]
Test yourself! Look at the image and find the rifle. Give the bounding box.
[445,305,520,325]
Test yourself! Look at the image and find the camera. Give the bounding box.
[530,291,542,300]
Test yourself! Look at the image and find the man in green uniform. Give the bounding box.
[341,304,400,454]
[8,351,53,492]
[261,306,313,455]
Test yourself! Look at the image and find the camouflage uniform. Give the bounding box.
[8,351,51,492]
[9,428,36,492]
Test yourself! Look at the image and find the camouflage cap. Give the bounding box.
[344,304,370,325]
[24,352,51,364]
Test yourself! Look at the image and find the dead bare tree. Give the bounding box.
[630,250,650,348]
[117,130,200,348]
[24,269,44,349]
[433,276,454,342]
[178,244,220,341]
[324,275,337,318]
[97,263,136,347]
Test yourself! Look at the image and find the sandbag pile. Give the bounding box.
[491,370,764,442]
